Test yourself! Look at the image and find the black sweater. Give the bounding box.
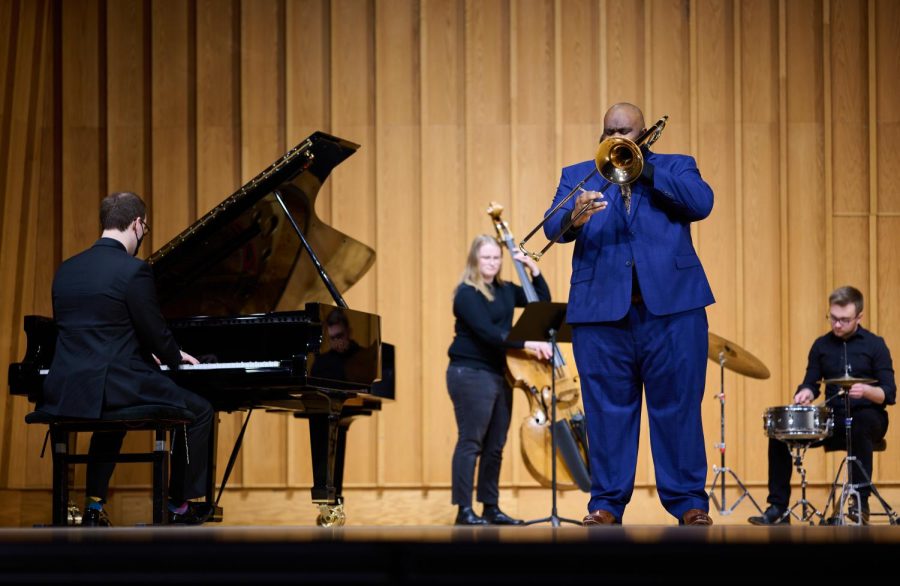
[448,274,551,373]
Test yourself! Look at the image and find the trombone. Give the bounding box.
[519,115,668,261]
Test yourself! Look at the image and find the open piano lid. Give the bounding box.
[148,132,372,319]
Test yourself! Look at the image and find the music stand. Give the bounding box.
[507,302,582,527]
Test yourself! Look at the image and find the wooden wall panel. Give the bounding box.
[739,0,783,483]
[5,0,900,525]
[508,0,555,486]
[329,0,378,487]
[462,0,515,486]
[374,0,422,486]
[107,0,151,488]
[196,0,245,487]
[60,0,103,258]
[240,0,288,487]
[604,0,644,104]
[785,0,829,481]
[1,0,51,489]
[695,0,737,483]
[329,0,376,314]
[830,0,868,216]
[420,0,465,487]
[875,0,900,215]
[877,217,900,479]
[284,0,328,487]
[151,0,193,247]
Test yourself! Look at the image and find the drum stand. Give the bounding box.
[708,350,763,515]
[821,391,898,525]
[782,442,825,525]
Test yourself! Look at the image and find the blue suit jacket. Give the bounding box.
[544,150,715,323]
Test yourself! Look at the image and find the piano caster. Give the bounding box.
[67,501,82,526]
[316,503,346,527]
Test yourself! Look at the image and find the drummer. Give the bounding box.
[749,286,895,525]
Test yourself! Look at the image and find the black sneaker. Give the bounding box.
[81,508,112,527]
[748,505,789,526]
[847,495,870,525]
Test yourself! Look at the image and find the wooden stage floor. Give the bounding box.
[0,524,897,583]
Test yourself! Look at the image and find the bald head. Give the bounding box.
[601,103,645,142]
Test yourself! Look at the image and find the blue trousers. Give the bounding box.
[572,304,709,521]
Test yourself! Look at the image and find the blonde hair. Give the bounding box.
[457,235,504,301]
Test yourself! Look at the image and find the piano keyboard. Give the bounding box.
[38,361,282,376]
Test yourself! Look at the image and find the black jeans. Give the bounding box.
[447,365,513,508]
[766,407,888,508]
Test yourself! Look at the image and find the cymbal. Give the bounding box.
[821,374,877,388]
[707,332,771,379]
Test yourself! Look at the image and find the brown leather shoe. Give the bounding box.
[682,509,713,526]
[582,510,618,526]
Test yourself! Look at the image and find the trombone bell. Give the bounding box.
[517,114,668,262]
[596,136,644,185]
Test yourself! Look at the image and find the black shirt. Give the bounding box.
[798,326,896,414]
[448,275,551,373]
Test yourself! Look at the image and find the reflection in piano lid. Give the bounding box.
[148,132,373,320]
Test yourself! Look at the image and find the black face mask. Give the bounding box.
[133,222,145,257]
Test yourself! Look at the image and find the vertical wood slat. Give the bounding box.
[695,0,737,486]
[106,0,151,488]
[874,0,900,481]
[329,0,378,486]
[196,0,244,487]
[420,0,465,487]
[374,0,421,486]
[731,0,745,474]
[239,0,287,487]
[284,0,328,487]
[740,0,783,484]
[1,0,52,488]
[867,0,877,333]
[786,0,829,481]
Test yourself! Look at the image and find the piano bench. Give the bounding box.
[25,405,194,527]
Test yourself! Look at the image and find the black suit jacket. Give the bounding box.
[42,238,185,418]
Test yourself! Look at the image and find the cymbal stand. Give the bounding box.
[708,350,763,515]
[782,442,824,525]
[523,328,582,527]
[821,388,898,525]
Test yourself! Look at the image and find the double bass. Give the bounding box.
[487,202,590,491]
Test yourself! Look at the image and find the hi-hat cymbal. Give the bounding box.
[708,332,771,379]
[821,374,877,388]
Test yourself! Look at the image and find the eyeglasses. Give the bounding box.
[826,314,859,326]
[140,218,150,234]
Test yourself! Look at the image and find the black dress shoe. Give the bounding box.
[482,505,523,526]
[81,508,112,527]
[169,501,213,525]
[455,506,488,526]
[748,505,789,526]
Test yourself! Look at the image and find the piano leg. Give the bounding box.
[308,411,345,526]
[203,412,223,522]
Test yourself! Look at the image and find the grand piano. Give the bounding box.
[7,131,391,526]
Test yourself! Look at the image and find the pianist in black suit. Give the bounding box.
[447,235,553,525]
[42,192,214,526]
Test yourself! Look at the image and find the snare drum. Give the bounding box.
[763,405,833,442]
